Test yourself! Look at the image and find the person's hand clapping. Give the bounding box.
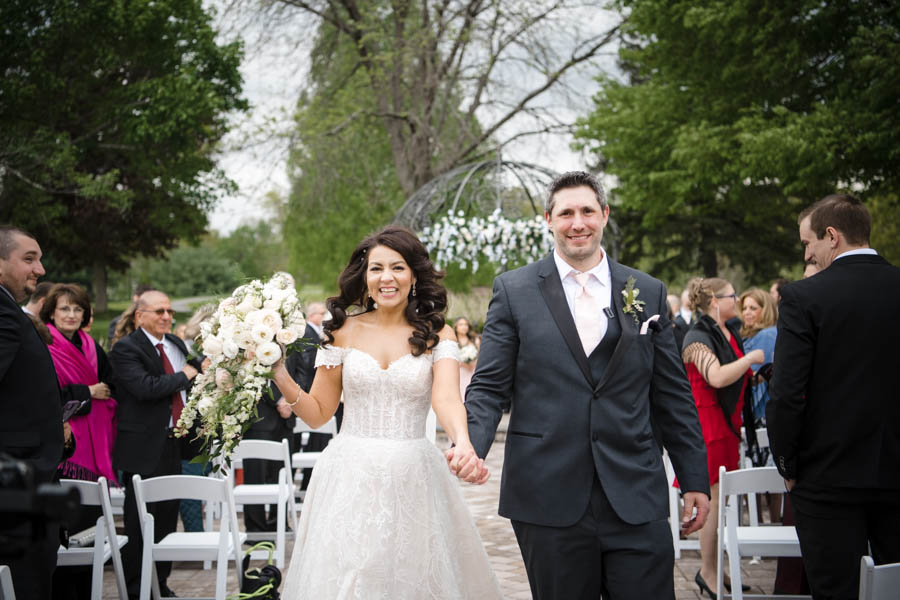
[182,364,198,380]
[276,399,294,419]
[88,382,110,399]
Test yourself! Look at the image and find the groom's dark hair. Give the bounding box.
[545,171,607,215]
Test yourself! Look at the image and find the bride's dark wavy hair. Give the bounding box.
[324,225,448,356]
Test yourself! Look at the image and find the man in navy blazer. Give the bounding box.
[768,194,900,599]
[110,290,204,598]
[462,172,710,599]
[0,226,64,600]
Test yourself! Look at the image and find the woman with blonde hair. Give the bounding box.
[683,277,764,598]
[453,316,478,399]
[739,288,778,428]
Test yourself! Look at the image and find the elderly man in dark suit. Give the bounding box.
[0,226,64,600]
[767,194,900,599]
[109,290,204,599]
[462,172,710,600]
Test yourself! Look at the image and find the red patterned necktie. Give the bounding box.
[156,343,184,425]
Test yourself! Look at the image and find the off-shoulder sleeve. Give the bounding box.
[431,339,460,363]
[314,345,345,369]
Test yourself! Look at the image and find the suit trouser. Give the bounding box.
[121,437,182,598]
[511,476,674,600]
[1,517,60,600]
[791,488,900,600]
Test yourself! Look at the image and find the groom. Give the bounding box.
[461,171,710,599]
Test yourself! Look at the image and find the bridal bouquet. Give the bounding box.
[175,272,308,465]
[459,343,478,364]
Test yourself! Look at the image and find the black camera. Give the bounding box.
[0,454,80,557]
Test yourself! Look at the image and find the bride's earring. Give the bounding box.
[411,282,417,297]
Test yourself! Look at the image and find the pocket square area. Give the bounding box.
[639,314,661,335]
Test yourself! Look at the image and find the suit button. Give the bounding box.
[593,391,601,399]
[592,433,599,442]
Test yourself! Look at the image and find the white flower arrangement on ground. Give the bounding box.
[458,343,478,364]
[174,272,309,465]
[420,209,554,273]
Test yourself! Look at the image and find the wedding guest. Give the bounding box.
[453,316,478,398]
[769,277,790,304]
[110,290,204,598]
[0,225,64,600]
[107,283,154,346]
[674,282,696,349]
[41,283,117,599]
[682,277,764,598]
[305,301,327,341]
[739,288,778,428]
[768,194,900,598]
[23,280,54,316]
[110,303,138,348]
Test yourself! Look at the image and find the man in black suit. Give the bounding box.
[109,290,204,599]
[463,172,710,599]
[768,194,900,599]
[0,226,64,600]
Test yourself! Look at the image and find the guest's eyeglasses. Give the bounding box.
[56,305,85,315]
[139,308,176,317]
[714,293,738,301]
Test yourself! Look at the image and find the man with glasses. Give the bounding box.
[110,290,205,598]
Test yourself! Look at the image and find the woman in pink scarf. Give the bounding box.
[40,283,118,485]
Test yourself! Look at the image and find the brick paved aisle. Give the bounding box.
[101,417,782,598]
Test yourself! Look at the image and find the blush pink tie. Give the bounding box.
[573,272,602,356]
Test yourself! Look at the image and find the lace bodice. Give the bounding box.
[315,340,459,440]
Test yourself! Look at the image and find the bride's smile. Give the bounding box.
[365,245,416,308]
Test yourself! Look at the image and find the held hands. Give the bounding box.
[182,364,199,380]
[681,491,710,535]
[88,382,110,399]
[444,442,490,485]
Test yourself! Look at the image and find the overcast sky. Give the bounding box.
[206,2,623,233]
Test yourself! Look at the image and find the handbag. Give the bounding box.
[229,541,282,599]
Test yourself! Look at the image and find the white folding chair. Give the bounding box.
[0,565,15,600]
[229,438,298,568]
[133,474,245,600]
[859,556,900,600]
[716,466,807,600]
[57,477,129,599]
[291,416,337,472]
[663,450,699,559]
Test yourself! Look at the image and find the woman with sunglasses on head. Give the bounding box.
[272,225,501,599]
[682,278,765,598]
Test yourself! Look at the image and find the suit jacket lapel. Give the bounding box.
[132,329,164,373]
[537,255,595,386]
[595,260,636,392]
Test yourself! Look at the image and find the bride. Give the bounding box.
[272,226,503,599]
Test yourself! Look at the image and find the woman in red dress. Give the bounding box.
[682,278,765,598]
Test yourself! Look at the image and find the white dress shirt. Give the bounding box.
[553,249,612,344]
[834,248,877,261]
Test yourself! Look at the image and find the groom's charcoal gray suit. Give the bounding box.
[466,253,709,599]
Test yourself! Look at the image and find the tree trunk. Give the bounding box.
[700,246,718,278]
[92,260,108,313]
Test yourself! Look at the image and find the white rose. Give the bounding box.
[202,335,223,357]
[197,397,214,416]
[233,326,254,350]
[237,297,256,315]
[223,339,239,359]
[251,323,275,344]
[275,328,298,345]
[248,308,283,331]
[256,342,282,366]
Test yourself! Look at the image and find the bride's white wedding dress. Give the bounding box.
[281,340,503,599]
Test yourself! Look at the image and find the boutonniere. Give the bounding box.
[622,276,646,325]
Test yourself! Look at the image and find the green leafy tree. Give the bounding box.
[576,0,900,279]
[211,220,288,280]
[0,0,246,310]
[130,245,245,299]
